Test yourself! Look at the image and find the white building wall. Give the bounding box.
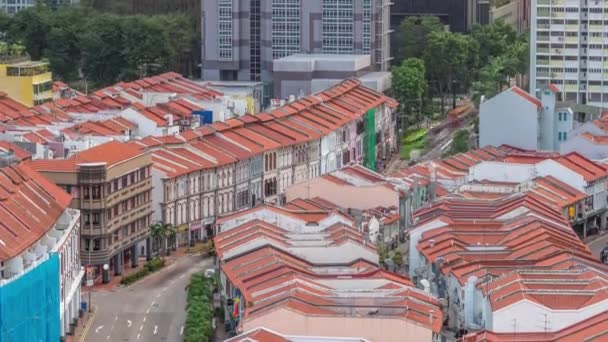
[492,299,608,333]
[407,219,449,279]
[561,136,608,160]
[479,90,539,150]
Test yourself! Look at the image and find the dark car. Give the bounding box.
[601,246,608,264]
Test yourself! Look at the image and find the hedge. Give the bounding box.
[120,257,166,285]
[184,273,215,342]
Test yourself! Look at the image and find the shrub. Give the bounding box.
[184,273,215,342]
[120,257,166,285]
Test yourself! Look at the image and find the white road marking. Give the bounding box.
[146,308,150,314]
[106,336,110,340]
[127,320,132,328]
[180,326,184,336]
[154,325,158,335]
[151,301,156,306]
[95,325,104,334]
[137,334,141,340]
[143,316,147,323]
[114,316,118,321]
[156,293,161,298]
[162,287,168,292]
[139,325,144,332]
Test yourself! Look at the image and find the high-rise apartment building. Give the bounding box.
[202,0,392,101]
[530,0,608,105]
[0,0,79,14]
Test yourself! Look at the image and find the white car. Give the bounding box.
[204,268,216,278]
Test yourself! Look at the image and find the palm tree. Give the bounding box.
[149,222,165,256]
[163,224,176,256]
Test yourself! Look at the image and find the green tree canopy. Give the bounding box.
[2,5,196,88]
[395,16,443,64]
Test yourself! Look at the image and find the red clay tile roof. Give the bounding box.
[462,310,608,342]
[509,86,542,109]
[0,163,71,260]
[29,140,146,172]
[0,141,31,161]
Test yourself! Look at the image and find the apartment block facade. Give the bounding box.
[530,0,608,106]
[30,141,153,282]
[202,0,392,101]
[0,0,78,14]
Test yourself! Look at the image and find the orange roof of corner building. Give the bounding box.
[0,162,71,261]
[29,140,146,172]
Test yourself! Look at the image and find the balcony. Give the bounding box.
[549,60,565,67]
[565,84,578,91]
[105,178,152,207]
[565,36,579,44]
[565,24,579,31]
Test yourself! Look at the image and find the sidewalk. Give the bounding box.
[90,242,209,292]
[66,305,96,342]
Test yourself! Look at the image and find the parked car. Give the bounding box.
[601,246,608,265]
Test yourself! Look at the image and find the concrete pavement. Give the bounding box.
[84,254,212,342]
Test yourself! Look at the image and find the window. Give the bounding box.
[83,213,90,225]
[93,238,101,251]
[113,230,120,243]
[113,206,119,216]
[92,186,101,199]
[322,0,354,54]
[362,0,371,53]
[92,213,100,225]
[558,112,563,121]
[83,186,90,199]
[122,176,128,188]
[563,132,567,140]
[113,179,119,192]
[218,0,233,61]
[140,168,146,180]
[130,173,135,184]
[84,239,90,251]
[271,0,301,59]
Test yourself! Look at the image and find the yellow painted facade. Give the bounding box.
[0,61,52,107]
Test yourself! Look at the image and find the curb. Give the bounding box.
[78,305,97,342]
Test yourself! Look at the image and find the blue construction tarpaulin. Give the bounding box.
[0,253,60,342]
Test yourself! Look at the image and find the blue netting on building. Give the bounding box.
[0,253,60,342]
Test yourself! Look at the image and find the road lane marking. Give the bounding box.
[106,336,110,340]
[114,316,118,321]
[137,334,140,340]
[146,308,150,314]
[162,286,168,292]
[151,301,156,306]
[180,326,184,336]
[140,325,144,332]
[95,325,104,334]
[156,293,161,298]
[154,325,158,335]
[143,316,146,323]
[127,320,132,328]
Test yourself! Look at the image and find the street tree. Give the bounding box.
[394,15,443,64]
[392,58,426,127]
[424,31,472,113]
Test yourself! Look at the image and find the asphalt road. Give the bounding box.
[589,233,608,261]
[84,254,212,342]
